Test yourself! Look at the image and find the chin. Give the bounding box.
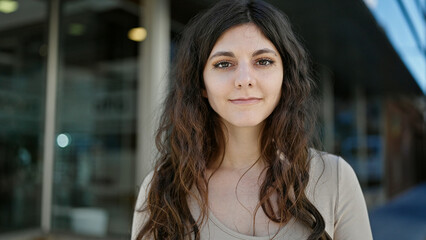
[225,118,265,128]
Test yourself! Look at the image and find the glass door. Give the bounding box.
[0,0,48,233]
[51,0,140,237]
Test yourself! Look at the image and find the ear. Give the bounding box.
[202,89,208,98]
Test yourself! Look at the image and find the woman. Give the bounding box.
[132,0,372,239]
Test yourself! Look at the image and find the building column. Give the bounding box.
[136,0,170,186]
[322,67,335,152]
[41,0,60,233]
[355,85,368,184]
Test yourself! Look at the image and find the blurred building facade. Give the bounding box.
[0,0,424,239]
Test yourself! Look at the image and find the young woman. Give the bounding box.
[131,0,372,239]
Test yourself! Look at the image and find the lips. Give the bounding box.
[229,97,262,105]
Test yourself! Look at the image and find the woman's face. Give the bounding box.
[203,23,283,128]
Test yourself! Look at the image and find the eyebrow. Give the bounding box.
[209,51,235,60]
[208,48,278,60]
[252,48,278,57]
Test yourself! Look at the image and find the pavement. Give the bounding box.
[369,182,426,240]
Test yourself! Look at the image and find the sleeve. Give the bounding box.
[131,171,154,240]
[333,157,373,240]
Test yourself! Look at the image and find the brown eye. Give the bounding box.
[257,59,274,66]
[214,61,232,68]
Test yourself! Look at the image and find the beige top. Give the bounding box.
[131,151,373,239]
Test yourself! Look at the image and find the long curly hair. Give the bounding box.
[136,0,330,239]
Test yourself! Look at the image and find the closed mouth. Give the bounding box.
[229,97,262,104]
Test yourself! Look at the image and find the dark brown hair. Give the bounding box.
[137,0,330,239]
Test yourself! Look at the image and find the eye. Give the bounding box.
[256,58,274,66]
[213,61,233,69]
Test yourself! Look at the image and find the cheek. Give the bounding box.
[204,73,230,98]
[268,75,283,108]
[266,72,283,96]
[203,81,221,108]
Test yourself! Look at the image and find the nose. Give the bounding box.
[235,62,255,88]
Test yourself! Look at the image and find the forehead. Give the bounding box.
[210,23,276,53]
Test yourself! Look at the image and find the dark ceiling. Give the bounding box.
[170,0,423,96]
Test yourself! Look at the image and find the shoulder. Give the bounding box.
[307,148,360,197]
[307,148,356,186]
[307,149,373,239]
[306,149,338,199]
[135,170,155,209]
[131,171,155,240]
[306,149,362,236]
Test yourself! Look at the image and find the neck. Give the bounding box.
[215,121,264,170]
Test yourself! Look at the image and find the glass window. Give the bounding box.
[51,0,140,237]
[0,0,48,233]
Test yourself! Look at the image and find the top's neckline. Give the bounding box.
[206,208,296,240]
